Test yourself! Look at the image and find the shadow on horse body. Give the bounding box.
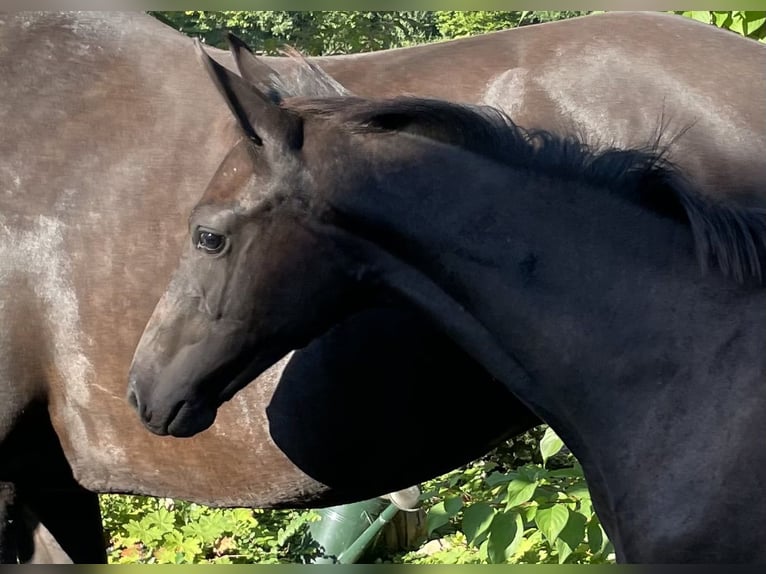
[129,46,766,563]
[2,11,764,562]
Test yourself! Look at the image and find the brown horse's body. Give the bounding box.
[310,12,765,203]
[1,11,763,562]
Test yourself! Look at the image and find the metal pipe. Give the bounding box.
[335,502,400,564]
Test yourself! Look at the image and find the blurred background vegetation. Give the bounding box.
[99,10,766,565]
[150,10,765,55]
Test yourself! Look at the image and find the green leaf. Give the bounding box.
[486,511,523,563]
[577,497,593,519]
[518,464,548,483]
[733,12,766,37]
[535,505,569,545]
[687,11,712,24]
[555,537,574,563]
[181,514,225,542]
[728,13,746,35]
[557,509,587,562]
[587,515,608,555]
[146,507,176,532]
[230,508,257,526]
[504,477,538,508]
[124,519,163,545]
[178,538,203,562]
[522,504,538,523]
[712,11,733,27]
[162,531,184,547]
[742,11,766,24]
[513,528,544,563]
[540,427,564,465]
[154,546,182,564]
[744,14,766,36]
[565,481,591,504]
[426,497,463,535]
[462,502,495,546]
[485,471,514,487]
[445,496,464,515]
[548,463,584,479]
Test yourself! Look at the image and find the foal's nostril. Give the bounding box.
[126,375,138,401]
[126,377,149,421]
[127,387,139,410]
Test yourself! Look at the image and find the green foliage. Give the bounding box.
[149,11,586,55]
[391,426,614,565]
[151,10,766,56]
[151,11,439,55]
[434,11,524,38]
[674,11,766,41]
[539,426,564,466]
[98,427,608,565]
[434,11,589,38]
[99,495,321,563]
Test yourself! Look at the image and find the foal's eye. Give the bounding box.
[194,228,227,255]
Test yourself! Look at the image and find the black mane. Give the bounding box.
[288,95,766,286]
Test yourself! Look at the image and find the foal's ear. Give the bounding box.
[227,32,351,98]
[195,39,303,150]
[226,32,283,101]
[278,46,352,97]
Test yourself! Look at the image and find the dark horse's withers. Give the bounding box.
[2,11,764,562]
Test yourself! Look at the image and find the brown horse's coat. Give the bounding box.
[0,13,533,562]
[307,12,765,204]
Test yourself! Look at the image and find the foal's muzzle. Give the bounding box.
[126,373,217,437]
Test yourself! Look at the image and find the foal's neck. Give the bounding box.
[328,134,764,405]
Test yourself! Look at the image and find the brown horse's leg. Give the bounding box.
[3,402,106,563]
[0,481,17,563]
[0,481,34,563]
[15,426,107,563]
[0,487,100,564]
[1,489,98,564]
[24,483,106,564]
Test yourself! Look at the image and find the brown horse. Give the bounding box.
[0,12,529,563]
[2,11,763,562]
[296,11,765,204]
[129,43,766,562]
